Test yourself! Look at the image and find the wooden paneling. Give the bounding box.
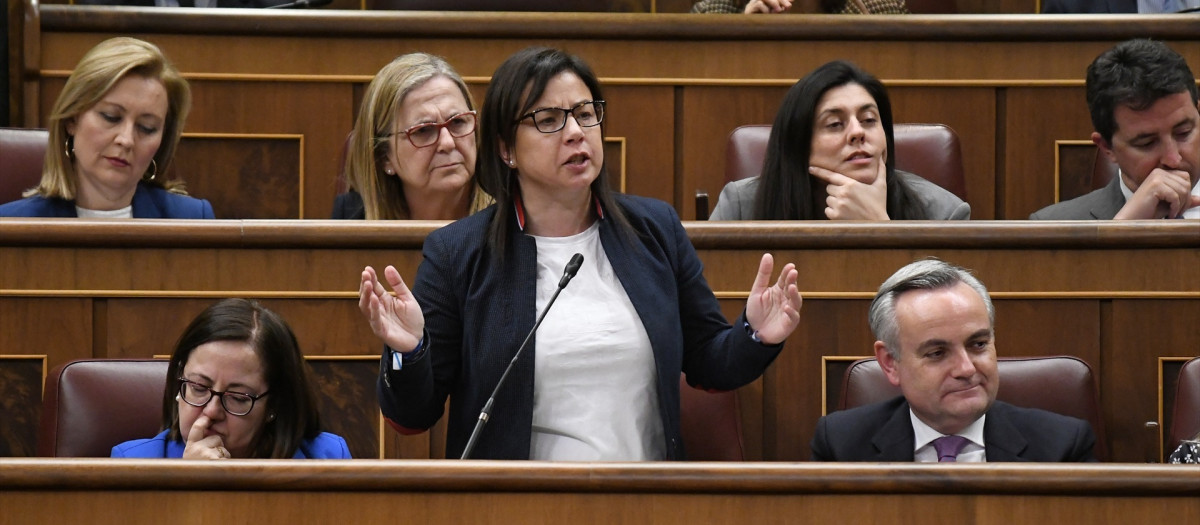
[0,356,45,457]
[1,220,1195,461]
[1,461,1197,524]
[171,135,303,219]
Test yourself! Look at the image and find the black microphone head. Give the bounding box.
[558,253,585,288]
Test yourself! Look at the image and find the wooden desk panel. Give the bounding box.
[16,6,1200,219]
[1,461,1197,524]
[0,220,1196,462]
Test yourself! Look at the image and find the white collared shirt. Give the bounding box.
[911,410,987,463]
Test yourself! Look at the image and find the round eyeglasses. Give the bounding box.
[518,100,605,134]
[178,378,268,417]
[383,111,477,149]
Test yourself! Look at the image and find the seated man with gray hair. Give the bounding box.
[811,259,1096,462]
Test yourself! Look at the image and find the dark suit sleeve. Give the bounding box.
[810,416,834,461]
[1068,418,1098,462]
[663,202,782,390]
[376,232,461,432]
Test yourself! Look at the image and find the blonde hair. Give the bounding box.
[345,52,489,220]
[31,37,191,200]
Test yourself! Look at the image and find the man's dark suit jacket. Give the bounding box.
[1029,176,1126,220]
[0,181,215,218]
[1041,0,1135,13]
[76,0,291,7]
[377,194,783,460]
[811,396,1097,462]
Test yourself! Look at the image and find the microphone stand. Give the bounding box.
[460,253,583,459]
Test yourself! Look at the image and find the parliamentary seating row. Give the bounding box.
[45,354,1183,463]
[12,5,1200,219]
[0,220,1195,461]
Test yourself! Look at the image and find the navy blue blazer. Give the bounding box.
[377,194,783,460]
[111,429,351,458]
[810,396,1097,462]
[1040,0,1135,13]
[0,182,214,218]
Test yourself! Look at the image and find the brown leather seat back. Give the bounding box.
[723,123,967,201]
[838,355,1107,461]
[0,127,49,205]
[38,359,169,457]
[1169,357,1200,453]
[679,375,743,461]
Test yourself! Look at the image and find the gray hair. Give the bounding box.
[868,259,994,359]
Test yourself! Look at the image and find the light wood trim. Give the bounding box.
[1,220,1196,249]
[34,8,1200,41]
[818,355,870,417]
[2,460,1197,494]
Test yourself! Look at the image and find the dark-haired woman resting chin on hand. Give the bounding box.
[710,60,969,222]
[112,299,350,459]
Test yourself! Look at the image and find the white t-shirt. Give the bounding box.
[528,222,665,461]
[75,205,133,219]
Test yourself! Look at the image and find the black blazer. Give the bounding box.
[377,194,783,460]
[330,190,365,220]
[811,396,1097,462]
[1041,0,1136,13]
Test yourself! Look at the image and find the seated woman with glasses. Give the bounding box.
[710,60,969,221]
[0,37,212,218]
[112,298,350,459]
[358,47,804,460]
[333,52,491,220]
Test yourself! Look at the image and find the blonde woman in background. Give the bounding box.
[333,53,490,220]
[0,37,212,218]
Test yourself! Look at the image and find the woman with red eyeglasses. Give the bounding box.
[334,53,491,220]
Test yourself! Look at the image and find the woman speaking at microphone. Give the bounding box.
[359,47,803,461]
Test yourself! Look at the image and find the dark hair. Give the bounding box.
[476,46,633,258]
[162,298,322,458]
[1087,39,1198,145]
[754,60,926,220]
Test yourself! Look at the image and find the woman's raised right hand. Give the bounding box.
[358,265,425,353]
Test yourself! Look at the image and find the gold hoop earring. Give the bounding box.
[145,159,158,181]
[64,136,75,161]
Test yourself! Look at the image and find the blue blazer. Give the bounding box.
[811,396,1096,462]
[111,429,351,458]
[377,194,783,460]
[0,182,214,218]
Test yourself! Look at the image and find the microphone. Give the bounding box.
[460,253,584,459]
[265,0,332,9]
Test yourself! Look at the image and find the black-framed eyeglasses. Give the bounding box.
[382,110,477,149]
[518,100,605,134]
[178,378,268,417]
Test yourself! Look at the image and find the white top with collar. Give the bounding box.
[911,410,987,463]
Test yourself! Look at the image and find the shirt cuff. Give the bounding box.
[390,337,427,371]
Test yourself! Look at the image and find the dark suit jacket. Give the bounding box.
[1041,0,1136,13]
[330,190,365,220]
[377,194,783,460]
[1029,176,1125,220]
[0,181,215,218]
[811,396,1097,462]
[76,0,292,7]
